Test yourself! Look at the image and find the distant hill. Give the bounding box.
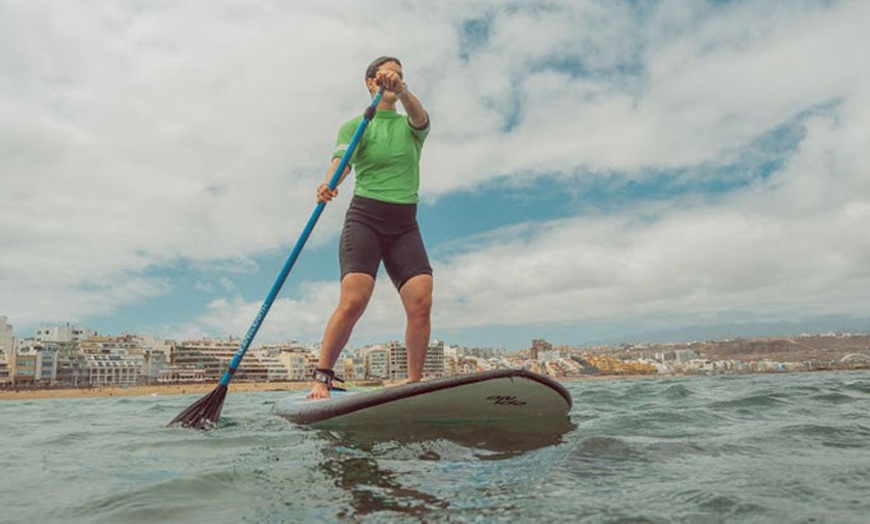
[616,334,870,364]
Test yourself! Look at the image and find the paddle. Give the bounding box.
[170,87,386,430]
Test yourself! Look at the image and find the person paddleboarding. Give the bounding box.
[309,56,433,400]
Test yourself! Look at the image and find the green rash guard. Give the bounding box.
[332,109,430,205]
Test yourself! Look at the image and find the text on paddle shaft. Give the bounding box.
[487,395,527,406]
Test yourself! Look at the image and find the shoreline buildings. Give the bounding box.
[0,320,452,389]
[2,317,868,390]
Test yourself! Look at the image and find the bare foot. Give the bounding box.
[307,382,330,400]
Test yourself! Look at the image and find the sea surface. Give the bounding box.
[2,371,869,523]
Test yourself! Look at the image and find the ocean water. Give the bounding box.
[2,371,869,523]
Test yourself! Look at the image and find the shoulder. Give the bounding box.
[341,115,364,129]
[336,115,364,137]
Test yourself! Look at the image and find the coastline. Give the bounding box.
[0,374,653,401]
[0,381,314,401]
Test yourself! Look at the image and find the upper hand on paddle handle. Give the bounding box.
[317,182,337,203]
[376,69,405,94]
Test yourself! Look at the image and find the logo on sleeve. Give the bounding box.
[334,143,349,154]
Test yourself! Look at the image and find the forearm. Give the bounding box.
[317,157,350,203]
[325,157,351,188]
[397,89,429,129]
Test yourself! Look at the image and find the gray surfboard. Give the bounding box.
[273,368,572,428]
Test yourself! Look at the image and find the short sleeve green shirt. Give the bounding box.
[332,110,430,204]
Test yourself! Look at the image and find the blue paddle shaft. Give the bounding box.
[219,88,385,386]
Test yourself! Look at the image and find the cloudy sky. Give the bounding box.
[2,0,869,350]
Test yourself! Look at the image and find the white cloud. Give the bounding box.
[2,0,868,344]
[251,72,870,345]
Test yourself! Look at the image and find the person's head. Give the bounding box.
[364,56,403,98]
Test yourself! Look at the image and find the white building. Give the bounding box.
[387,341,408,380]
[0,353,9,384]
[277,346,314,380]
[365,347,390,379]
[13,344,61,385]
[126,335,173,382]
[0,316,13,355]
[443,344,460,359]
[36,324,97,343]
[78,334,169,384]
[84,354,144,386]
[252,349,290,381]
[384,340,446,380]
[140,348,169,384]
[0,316,12,384]
[172,338,259,381]
[423,340,446,378]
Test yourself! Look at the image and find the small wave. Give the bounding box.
[781,423,870,449]
[657,383,695,400]
[569,436,642,463]
[594,408,728,440]
[710,393,790,410]
[842,379,870,395]
[668,488,769,520]
[810,392,857,404]
[66,470,245,523]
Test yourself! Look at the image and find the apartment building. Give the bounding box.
[0,316,12,384]
[84,353,143,386]
[384,340,446,380]
[171,338,271,382]
[365,347,389,379]
[35,324,97,343]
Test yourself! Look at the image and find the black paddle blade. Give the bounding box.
[168,385,228,430]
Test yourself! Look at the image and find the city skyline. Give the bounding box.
[3,2,870,351]
[4,322,867,394]
[3,316,868,356]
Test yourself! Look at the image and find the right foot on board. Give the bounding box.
[307,382,330,400]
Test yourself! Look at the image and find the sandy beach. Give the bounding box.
[0,381,316,401]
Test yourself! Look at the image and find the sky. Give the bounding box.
[2,0,869,351]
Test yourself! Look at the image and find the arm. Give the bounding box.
[316,157,351,203]
[375,69,429,129]
[397,89,429,130]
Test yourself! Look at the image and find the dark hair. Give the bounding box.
[365,56,401,80]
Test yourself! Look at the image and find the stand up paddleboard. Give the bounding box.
[273,368,572,428]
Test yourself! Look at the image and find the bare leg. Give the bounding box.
[309,273,375,399]
[400,274,433,382]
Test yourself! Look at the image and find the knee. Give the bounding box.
[337,294,369,319]
[405,293,432,320]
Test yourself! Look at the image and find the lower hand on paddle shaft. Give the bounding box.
[317,157,350,203]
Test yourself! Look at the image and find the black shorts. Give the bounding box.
[339,195,433,290]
